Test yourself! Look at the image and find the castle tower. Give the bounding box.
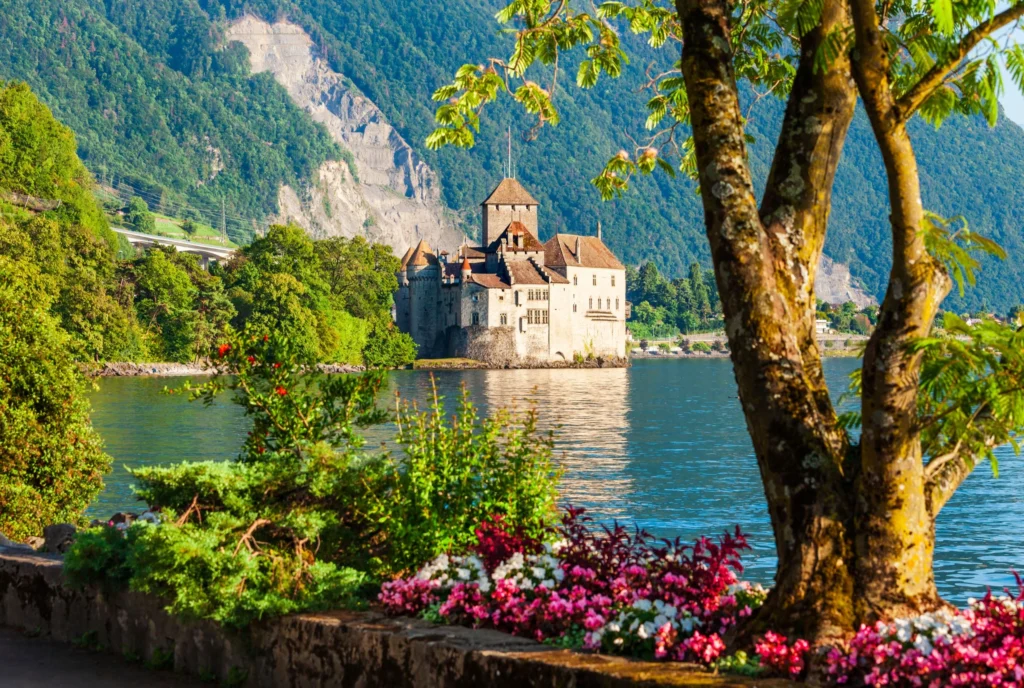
[481,178,539,248]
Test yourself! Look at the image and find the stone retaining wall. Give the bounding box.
[0,548,792,687]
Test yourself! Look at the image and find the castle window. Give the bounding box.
[598,298,602,309]
[500,313,508,325]
[612,275,616,287]
[472,294,479,302]
[573,304,577,313]
[472,312,479,325]
[573,275,578,286]
[589,297,593,309]
[543,290,548,300]
[592,274,597,286]
[527,309,548,325]
[616,298,619,310]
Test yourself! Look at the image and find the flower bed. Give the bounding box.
[825,582,1024,686]
[380,509,1024,685]
[380,509,805,679]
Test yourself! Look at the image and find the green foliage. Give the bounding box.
[691,341,712,354]
[626,261,721,335]
[0,252,111,540]
[181,218,198,237]
[126,196,155,234]
[0,2,341,244]
[376,386,561,574]
[913,314,1024,477]
[65,327,559,624]
[714,650,766,677]
[363,318,418,368]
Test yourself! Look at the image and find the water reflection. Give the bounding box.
[382,368,634,517]
[87,359,1023,604]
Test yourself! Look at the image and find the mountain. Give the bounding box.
[2,0,1024,311]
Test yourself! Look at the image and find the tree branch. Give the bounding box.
[895,2,1024,122]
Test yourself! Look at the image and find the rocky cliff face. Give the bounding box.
[816,255,876,307]
[225,16,466,255]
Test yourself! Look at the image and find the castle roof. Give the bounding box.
[544,234,624,270]
[399,245,415,268]
[505,260,569,285]
[481,178,539,206]
[467,273,511,289]
[493,221,545,252]
[404,239,438,267]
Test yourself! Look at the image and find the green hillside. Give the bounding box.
[2,0,1024,310]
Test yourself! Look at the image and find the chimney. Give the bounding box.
[575,236,582,264]
[597,220,602,241]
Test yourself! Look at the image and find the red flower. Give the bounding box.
[247,355,256,365]
[275,386,287,397]
[263,335,269,342]
[217,343,231,358]
[273,362,281,369]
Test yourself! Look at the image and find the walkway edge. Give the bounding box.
[0,548,793,687]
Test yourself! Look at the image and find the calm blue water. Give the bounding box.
[88,359,1023,604]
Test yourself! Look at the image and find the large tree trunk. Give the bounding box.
[849,0,951,619]
[676,0,858,644]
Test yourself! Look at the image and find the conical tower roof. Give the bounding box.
[405,239,438,267]
[481,178,539,206]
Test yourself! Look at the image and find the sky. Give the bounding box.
[998,27,1024,128]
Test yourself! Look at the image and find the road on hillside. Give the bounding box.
[0,627,205,687]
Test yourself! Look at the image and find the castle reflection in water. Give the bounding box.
[382,367,634,520]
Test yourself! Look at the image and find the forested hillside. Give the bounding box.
[3,0,1024,310]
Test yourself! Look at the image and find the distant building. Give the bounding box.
[815,318,831,335]
[394,178,627,363]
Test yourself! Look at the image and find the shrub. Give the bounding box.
[64,326,558,625]
[0,257,111,540]
[658,342,671,352]
[691,341,712,354]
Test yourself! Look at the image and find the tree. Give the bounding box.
[0,251,111,540]
[126,196,155,234]
[427,0,1024,647]
[181,218,198,238]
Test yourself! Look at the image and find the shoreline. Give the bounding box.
[82,361,366,378]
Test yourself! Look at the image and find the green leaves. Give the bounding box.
[931,0,955,35]
[778,0,825,37]
[921,212,1006,297]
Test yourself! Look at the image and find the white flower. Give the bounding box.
[680,617,695,633]
[531,566,545,579]
[633,599,652,612]
[895,620,913,643]
[637,623,650,640]
[948,617,973,637]
[607,622,621,633]
[520,578,534,590]
[553,569,565,582]
[653,614,669,628]
[614,637,624,646]
[913,634,934,656]
[629,618,640,632]
[457,568,471,580]
[541,579,555,589]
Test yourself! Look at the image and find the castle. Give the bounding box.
[394,178,627,364]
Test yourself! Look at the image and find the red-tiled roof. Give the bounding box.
[468,273,510,289]
[544,234,624,270]
[481,178,539,206]
[405,239,438,267]
[504,260,569,285]
[494,222,545,252]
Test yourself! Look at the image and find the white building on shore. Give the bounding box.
[394,178,627,364]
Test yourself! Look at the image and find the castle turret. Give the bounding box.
[460,256,471,282]
[481,178,539,247]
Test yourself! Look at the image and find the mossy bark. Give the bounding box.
[676,0,953,645]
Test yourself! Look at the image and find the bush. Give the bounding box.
[64,327,558,625]
[691,341,712,354]
[363,317,417,368]
[0,256,111,540]
[658,342,671,352]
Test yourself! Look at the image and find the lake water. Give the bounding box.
[88,358,1023,604]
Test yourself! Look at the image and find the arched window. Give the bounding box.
[589,297,593,309]
[573,275,578,286]
[612,275,616,287]
[592,274,597,286]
